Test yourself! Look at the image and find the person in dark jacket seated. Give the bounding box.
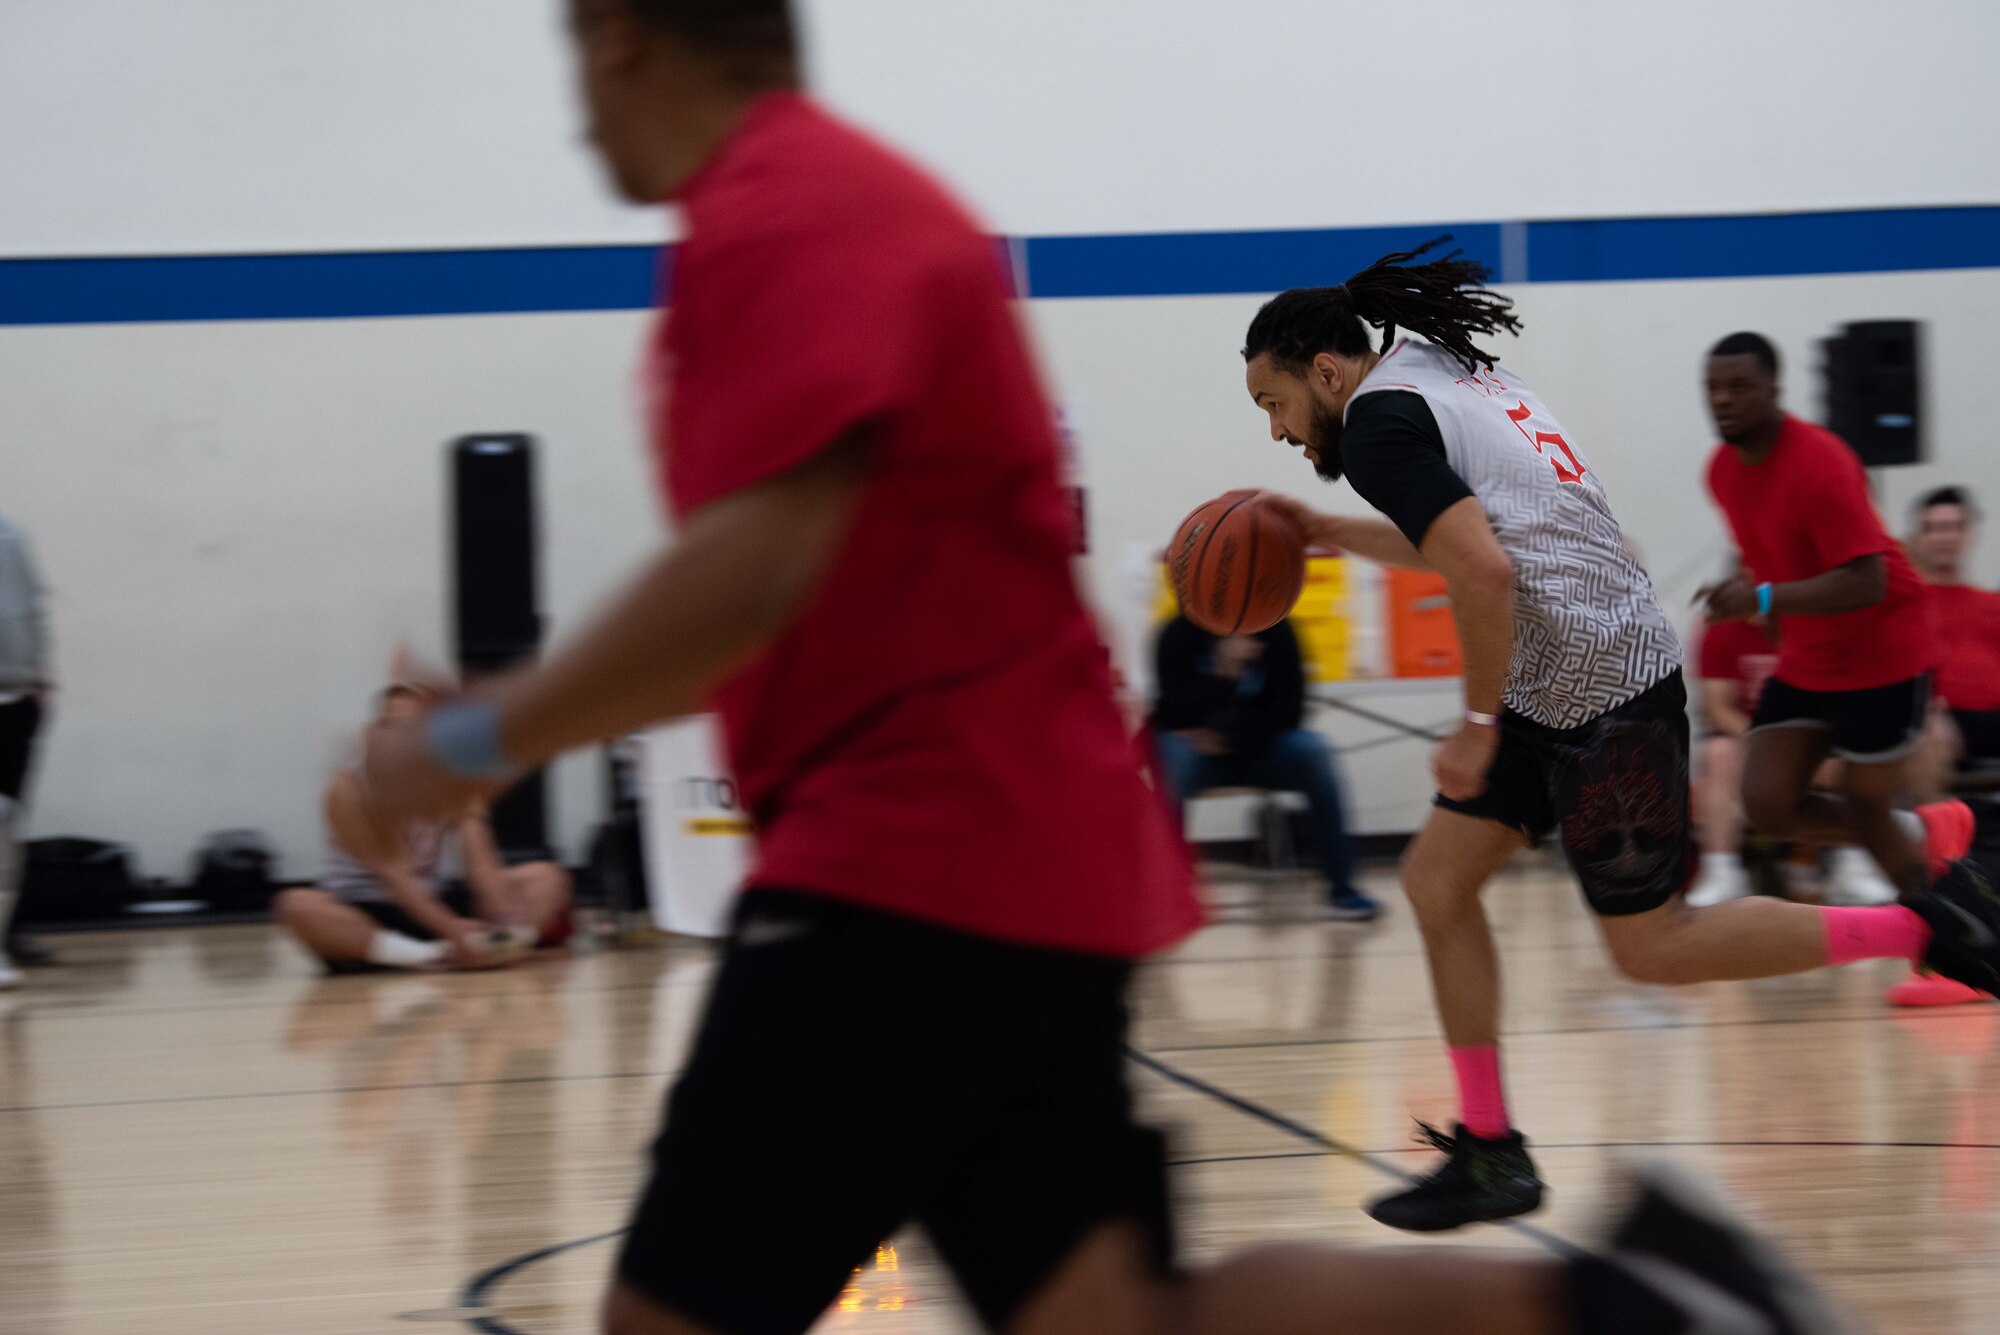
[1152,614,1378,919]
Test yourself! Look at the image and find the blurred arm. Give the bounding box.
[326,774,466,939]
[491,432,870,767]
[1771,554,1886,616]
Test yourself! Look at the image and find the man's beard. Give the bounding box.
[1309,400,1345,482]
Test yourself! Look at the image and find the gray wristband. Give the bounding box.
[424,700,514,779]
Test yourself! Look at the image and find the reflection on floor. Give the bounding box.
[2,852,1996,1334]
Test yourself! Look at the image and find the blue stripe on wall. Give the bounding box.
[1022,223,1506,299]
[0,245,661,325]
[1,205,1995,326]
[1525,206,2000,283]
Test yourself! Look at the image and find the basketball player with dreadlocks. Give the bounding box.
[1242,241,2000,1234]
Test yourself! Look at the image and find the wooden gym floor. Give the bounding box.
[3,852,1997,1334]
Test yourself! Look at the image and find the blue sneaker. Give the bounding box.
[1325,891,1382,922]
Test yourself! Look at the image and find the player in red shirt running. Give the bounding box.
[359,4,1864,1332]
[1701,332,1945,903]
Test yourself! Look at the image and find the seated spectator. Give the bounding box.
[1908,486,2000,794]
[1151,614,1376,920]
[275,686,572,972]
[1687,614,1778,906]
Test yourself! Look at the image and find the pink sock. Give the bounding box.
[1450,1045,1510,1139]
[1822,905,1931,966]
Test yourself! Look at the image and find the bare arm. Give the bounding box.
[455,808,515,921]
[1319,515,1434,571]
[326,775,468,939]
[1252,496,1434,571]
[1773,553,1886,616]
[1703,554,1885,621]
[359,432,876,830]
[1417,498,1516,801]
[1419,498,1515,719]
[494,432,869,767]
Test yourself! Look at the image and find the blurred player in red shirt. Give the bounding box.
[1908,487,2000,792]
[1702,332,1940,904]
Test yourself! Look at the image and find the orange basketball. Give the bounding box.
[1167,490,1307,635]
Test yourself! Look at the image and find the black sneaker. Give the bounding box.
[1324,891,1383,922]
[1586,1162,1859,1335]
[1364,1121,1544,1231]
[1910,858,2000,994]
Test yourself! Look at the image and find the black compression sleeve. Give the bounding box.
[1338,391,1473,550]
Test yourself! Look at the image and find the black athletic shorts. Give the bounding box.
[0,695,44,803]
[1751,673,1931,764]
[1953,708,2000,770]
[616,889,1173,1335]
[349,885,473,940]
[1437,671,1693,917]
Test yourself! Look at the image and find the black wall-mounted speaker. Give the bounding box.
[1821,320,1921,468]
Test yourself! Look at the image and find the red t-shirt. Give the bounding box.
[1696,618,1780,717]
[1705,416,1934,691]
[652,93,1199,957]
[1929,583,2000,712]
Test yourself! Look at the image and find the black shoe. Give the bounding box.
[1364,1121,1544,1232]
[1324,891,1383,922]
[1910,858,2000,994]
[5,934,57,968]
[1581,1162,1858,1335]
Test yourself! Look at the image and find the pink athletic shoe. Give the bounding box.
[1917,800,1977,882]
[1887,969,1992,1008]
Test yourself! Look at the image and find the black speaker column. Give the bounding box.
[1821,320,1922,468]
[450,434,549,857]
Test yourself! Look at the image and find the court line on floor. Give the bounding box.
[4,971,720,1023]
[1123,1046,1586,1258]
[10,999,1975,1114]
[1139,1004,1985,1055]
[0,1067,670,1115]
[1,942,1610,1023]
[456,1229,629,1335]
[1170,1138,2000,1166]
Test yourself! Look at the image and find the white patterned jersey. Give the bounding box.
[1341,340,1682,728]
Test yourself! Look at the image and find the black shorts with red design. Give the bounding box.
[1437,671,1693,917]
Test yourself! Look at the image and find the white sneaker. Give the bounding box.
[1685,859,1750,908]
[1823,848,1899,906]
[0,953,21,989]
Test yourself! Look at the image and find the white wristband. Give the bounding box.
[1464,709,1501,727]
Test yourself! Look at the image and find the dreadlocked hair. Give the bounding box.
[1242,236,1523,375]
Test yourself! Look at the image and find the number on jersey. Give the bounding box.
[1504,401,1587,485]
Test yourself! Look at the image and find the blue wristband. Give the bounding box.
[1755,582,1774,617]
[424,700,514,779]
